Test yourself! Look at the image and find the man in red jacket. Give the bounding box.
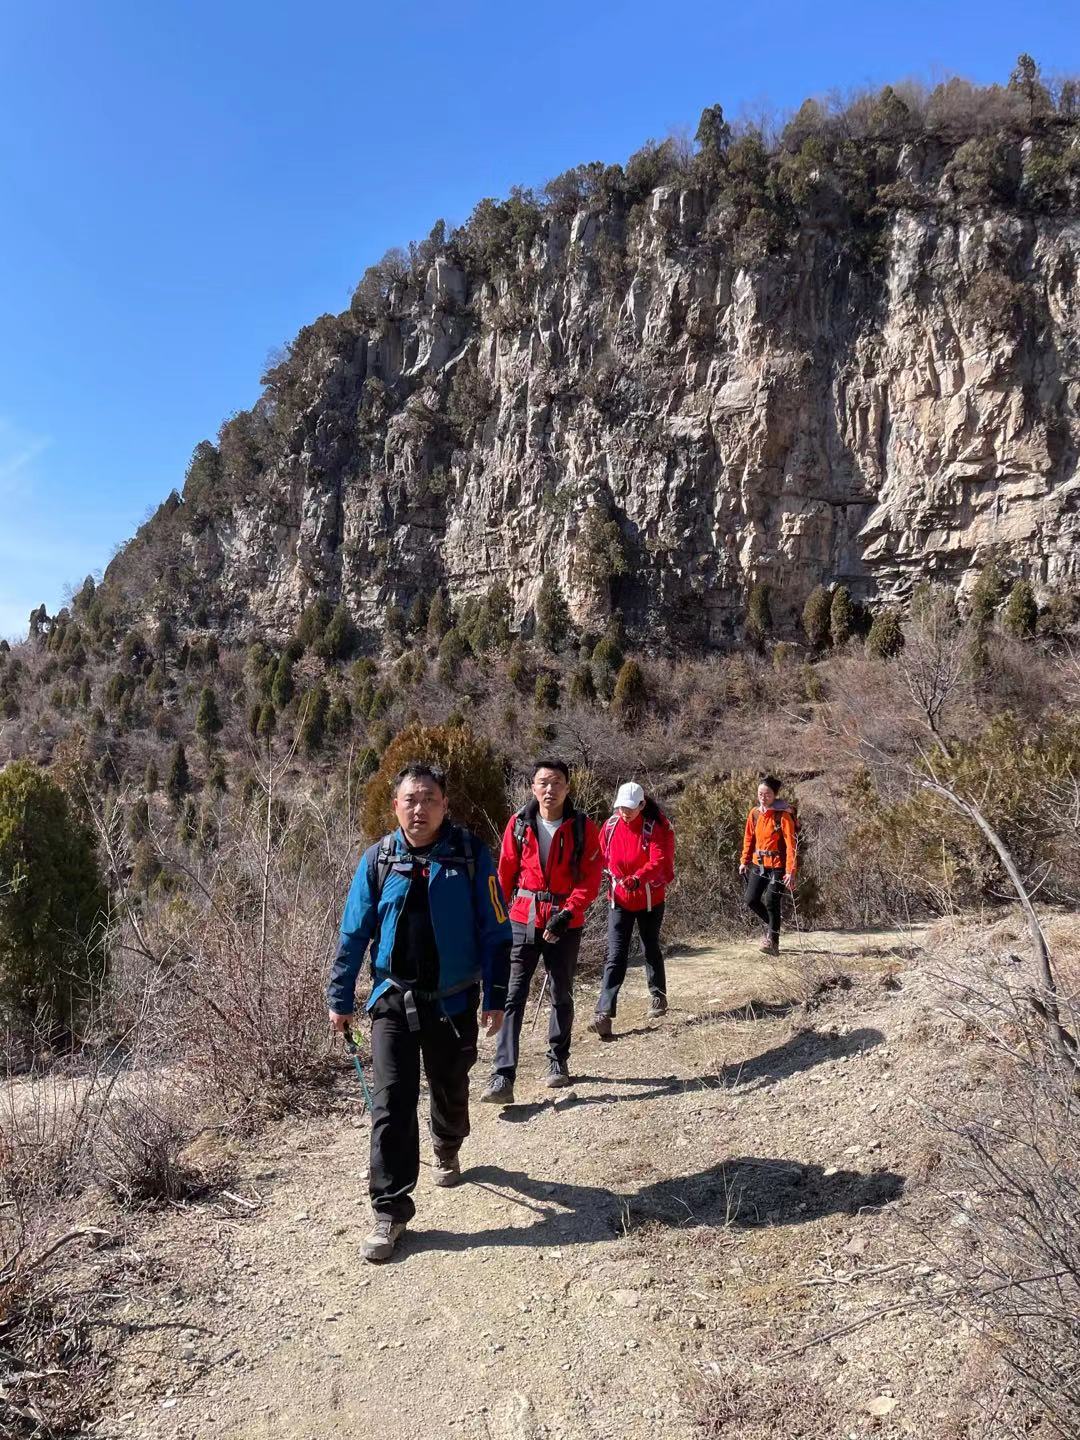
[481,758,603,1103]
[589,782,675,1038]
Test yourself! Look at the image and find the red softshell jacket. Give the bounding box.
[497,803,604,932]
[740,801,798,879]
[600,810,675,912]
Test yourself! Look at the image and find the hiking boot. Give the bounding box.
[361,1215,407,1263]
[480,1073,515,1106]
[543,1059,571,1088]
[588,1013,613,1039]
[760,935,780,956]
[432,1150,461,1188]
[649,996,668,1018]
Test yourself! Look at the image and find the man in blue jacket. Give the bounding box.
[328,762,511,1262]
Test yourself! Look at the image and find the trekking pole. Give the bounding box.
[343,1025,375,1114]
[530,974,550,1031]
[788,879,805,950]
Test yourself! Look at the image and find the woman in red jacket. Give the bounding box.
[589,782,675,1038]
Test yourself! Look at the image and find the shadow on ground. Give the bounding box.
[495,1027,885,1121]
[404,1157,905,1257]
[712,1026,885,1091]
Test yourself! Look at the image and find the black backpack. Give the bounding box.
[365,827,479,956]
[367,827,477,900]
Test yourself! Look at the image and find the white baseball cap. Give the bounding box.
[613,781,645,810]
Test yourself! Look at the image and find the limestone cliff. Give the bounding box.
[106,126,1080,649]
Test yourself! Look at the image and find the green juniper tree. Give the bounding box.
[866,609,905,660]
[165,742,191,809]
[0,762,108,1039]
[803,585,832,652]
[745,582,772,650]
[830,585,855,648]
[612,659,648,725]
[534,673,560,710]
[535,574,572,653]
[195,685,223,752]
[1004,579,1039,639]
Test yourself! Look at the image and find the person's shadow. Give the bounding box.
[406,1156,904,1256]
[494,1027,885,1120]
[712,1026,885,1092]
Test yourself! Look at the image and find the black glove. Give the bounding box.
[544,908,573,939]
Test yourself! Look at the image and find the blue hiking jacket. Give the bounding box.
[327,824,512,1017]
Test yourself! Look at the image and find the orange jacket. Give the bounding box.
[741,802,798,878]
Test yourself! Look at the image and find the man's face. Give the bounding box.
[532,767,569,812]
[757,784,777,809]
[393,778,448,845]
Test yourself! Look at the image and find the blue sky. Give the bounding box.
[1,1,1077,640]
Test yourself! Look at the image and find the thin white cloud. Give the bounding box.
[0,417,51,493]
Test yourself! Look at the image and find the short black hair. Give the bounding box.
[532,757,570,782]
[392,763,448,797]
[758,772,782,794]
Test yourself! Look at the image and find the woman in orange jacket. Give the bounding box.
[740,773,797,956]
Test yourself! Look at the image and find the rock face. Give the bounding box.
[108,164,1080,649]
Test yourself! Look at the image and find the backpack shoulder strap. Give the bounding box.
[512,808,529,852]
[365,834,400,959]
[458,827,476,884]
[367,833,399,901]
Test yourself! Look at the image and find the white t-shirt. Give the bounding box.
[536,815,562,869]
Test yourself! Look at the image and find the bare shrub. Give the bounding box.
[686,1344,840,1438]
[91,744,346,1126]
[918,968,1080,1437]
[93,1071,201,1204]
[0,1225,111,1439]
[1,1053,119,1206]
[2,1042,202,1215]
[668,771,758,939]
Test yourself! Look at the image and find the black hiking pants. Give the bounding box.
[368,986,479,1221]
[494,923,582,1079]
[744,866,784,940]
[597,902,666,1017]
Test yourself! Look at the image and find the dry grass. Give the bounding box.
[0,1225,112,1439]
[683,1341,841,1438]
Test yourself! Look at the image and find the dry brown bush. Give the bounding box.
[917,966,1080,1437]
[92,1071,201,1204]
[0,1224,111,1439]
[685,1343,840,1438]
[360,720,508,844]
[116,793,346,1123]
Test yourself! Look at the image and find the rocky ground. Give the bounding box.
[72,923,1014,1440]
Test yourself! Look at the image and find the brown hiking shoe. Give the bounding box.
[760,936,780,956]
[649,996,668,1018]
[432,1151,461,1187]
[588,1013,613,1039]
[361,1215,407,1263]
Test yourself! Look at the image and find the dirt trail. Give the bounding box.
[98,927,962,1440]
